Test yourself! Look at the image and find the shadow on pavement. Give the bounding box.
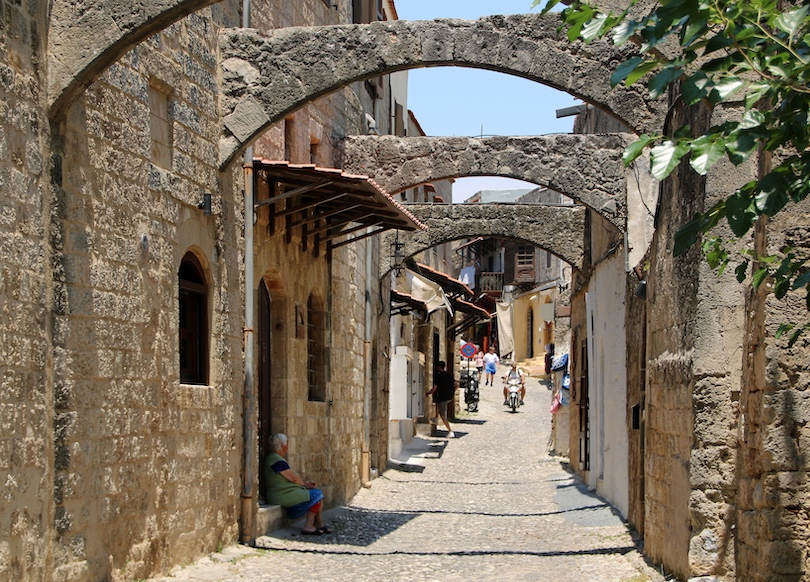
[258,506,418,548]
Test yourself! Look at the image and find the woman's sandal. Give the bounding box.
[317,526,333,534]
[301,528,322,536]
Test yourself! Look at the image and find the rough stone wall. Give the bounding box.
[736,199,810,579]
[625,268,647,536]
[381,203,588,275]
[248,0,391,508]
[342,134,632,230]
[218,13,666,168]
[0,1,51,580]
[49,6,245,580]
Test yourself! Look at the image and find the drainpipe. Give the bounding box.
[240,0,255,546]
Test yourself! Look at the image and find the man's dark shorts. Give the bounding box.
[437,400,452,417]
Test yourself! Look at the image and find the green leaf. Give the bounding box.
[775,6,809,37]
[709,76,744,103]
[649,67,683,98]
[681,14,710,47]
[610,56,646,87]
[674,213,711,256]
[650,140,689,179]
[613,20,640,45]
[689,135,727,175]
[792,270,810,290]
[581,12,609,43]
[626,60,660,86]
[725,190,756,237]
[681,72,712,104]
[738,110,766,130]
[622,134,656,165]
[745,81,772,109]
[755,171,791,215]
[752,267,769,289]
[735,261,749,283]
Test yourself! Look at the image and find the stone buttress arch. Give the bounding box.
[218,13,667,168]
[48,0,221,117]
[343,134,637,230]
[380,203,586,276]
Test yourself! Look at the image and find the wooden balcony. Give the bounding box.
[479,272,504,296]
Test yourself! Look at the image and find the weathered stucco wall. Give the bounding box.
[585,252,630,518]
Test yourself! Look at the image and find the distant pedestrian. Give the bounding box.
[482,346,500,386]
[474,345,484,376]
[428,361,458,438]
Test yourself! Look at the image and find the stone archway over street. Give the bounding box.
[218,13,667,168]
[47,0,222,116]
[344,134,637,230]
[379,203,586,276]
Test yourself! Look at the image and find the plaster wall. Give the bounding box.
[584,253,629,518]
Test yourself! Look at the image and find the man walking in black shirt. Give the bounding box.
[428,361,458,438]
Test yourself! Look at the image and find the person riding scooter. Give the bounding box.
[502,360,526,406]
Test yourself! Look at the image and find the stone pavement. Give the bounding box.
[148,369,666,582]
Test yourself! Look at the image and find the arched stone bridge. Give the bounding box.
[218,13,666,168]
[344,134,635,230]
[47,0,221,117]
[379,203,586,276]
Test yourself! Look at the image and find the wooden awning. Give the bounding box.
[391,289,428,318]
[253,160,426,255]
[453,298,491,320]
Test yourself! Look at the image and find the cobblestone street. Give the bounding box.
[149,371,665,582]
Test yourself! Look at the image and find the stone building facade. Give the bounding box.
[1,0,411,580]
[2,1,809,581]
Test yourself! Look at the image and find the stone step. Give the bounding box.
[257,504,286,536]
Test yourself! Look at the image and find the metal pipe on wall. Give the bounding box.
[240,0,256,546]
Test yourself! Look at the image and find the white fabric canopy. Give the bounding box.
[406,270,453,315]
[496,302,514,357]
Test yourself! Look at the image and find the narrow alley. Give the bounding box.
[149,369,665,582]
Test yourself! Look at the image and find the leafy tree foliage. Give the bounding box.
[535,0,810,343]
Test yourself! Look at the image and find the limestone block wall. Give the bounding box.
[736,200,810,579]
[0,1,51,580]
[49,7,245,580]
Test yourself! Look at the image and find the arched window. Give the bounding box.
[307,294,326,402]
[179,252,208,385]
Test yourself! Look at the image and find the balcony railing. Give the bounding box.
[478,271,504,293]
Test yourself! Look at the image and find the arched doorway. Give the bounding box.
[526,307,535,359]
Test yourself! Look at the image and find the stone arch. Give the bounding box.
[343,134,637,230]
[47,0,222,117]
[381,203,587,276]
[218,13,666,168]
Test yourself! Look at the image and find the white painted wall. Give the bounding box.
[585,254,629,518]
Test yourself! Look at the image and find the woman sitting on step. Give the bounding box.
[263,433,332,535]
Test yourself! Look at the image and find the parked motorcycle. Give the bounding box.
[506,376,521,412]
[461,368,480,412]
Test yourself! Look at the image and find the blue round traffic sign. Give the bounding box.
[460,342,476,358]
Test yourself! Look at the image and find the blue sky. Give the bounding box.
[394,0,581,201]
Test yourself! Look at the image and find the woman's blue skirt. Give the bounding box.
[286,488,324,519]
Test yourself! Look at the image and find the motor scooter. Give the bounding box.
[461,368,480,412]
[506,377,521,412]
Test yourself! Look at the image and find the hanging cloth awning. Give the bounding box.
[253,160,426,255]
[407,261,473,298]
